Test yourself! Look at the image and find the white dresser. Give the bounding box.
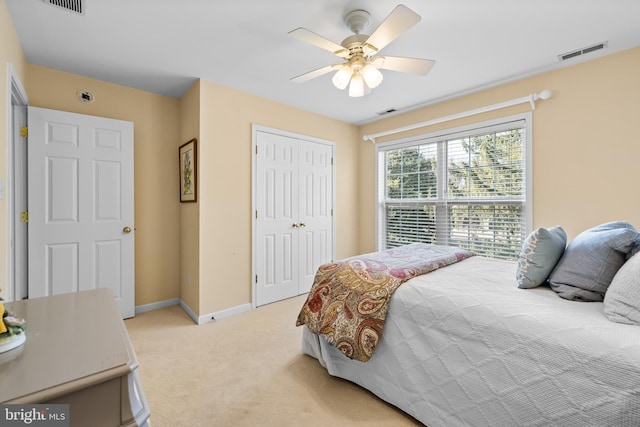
[0,289,150,426]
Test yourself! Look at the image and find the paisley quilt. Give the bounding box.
[296,243,473,362]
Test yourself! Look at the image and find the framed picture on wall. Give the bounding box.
[179,138,197,202]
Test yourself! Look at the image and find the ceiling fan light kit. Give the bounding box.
[332,65,353,90]
[289,4,435,98]
[361,63,383,88]
[349,73,365,97]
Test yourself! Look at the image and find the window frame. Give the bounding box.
[375,112,533,257]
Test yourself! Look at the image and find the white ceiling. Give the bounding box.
[6,0,640,125]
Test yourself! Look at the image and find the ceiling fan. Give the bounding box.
[289,4,435,97]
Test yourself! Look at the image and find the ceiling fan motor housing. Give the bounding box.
[341,34,369,68]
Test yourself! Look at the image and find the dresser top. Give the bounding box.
[0,289,134,403]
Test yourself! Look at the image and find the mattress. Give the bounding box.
[302,256,640,426]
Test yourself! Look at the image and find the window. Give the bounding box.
[376,114,531,260]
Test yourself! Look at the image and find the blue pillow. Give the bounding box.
[548,221,640,301]
[516,226,567,289]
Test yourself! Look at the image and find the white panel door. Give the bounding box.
[298,141,333,294]
[27,107,135,318]
[255,130,334,306]
[255,131,299,305]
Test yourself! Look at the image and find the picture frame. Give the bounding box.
[179,138,197,202]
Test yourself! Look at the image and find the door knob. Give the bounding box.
[292,223,299,228]
[123,226,132,234]
[299,222,306,227]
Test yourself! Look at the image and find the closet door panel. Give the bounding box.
[298,141,334,294]
[255,132,299,305]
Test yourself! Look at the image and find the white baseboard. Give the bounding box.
[210,303,252,322]
[179,300,252,325]
[137,298,252,325]
[178,299,200,324]
[135,298,180,314]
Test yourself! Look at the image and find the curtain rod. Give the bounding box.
[362,89,552,143]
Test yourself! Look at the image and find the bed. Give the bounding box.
[298,236,640,426]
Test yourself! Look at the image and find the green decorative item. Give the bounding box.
[0,289,26,353]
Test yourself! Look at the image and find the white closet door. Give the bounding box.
[255,129,334,306]
[255,131,300,305]
[298,140,333,294]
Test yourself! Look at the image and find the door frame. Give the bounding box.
[251,124,336,308]
[6,63,29,302]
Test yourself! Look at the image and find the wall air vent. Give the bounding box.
[558,41,608,61]
[43,0,84,15]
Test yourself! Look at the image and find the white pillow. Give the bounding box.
[604,252,640,325]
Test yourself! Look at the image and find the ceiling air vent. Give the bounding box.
[43,0,84,15]
[558,41,608,61]
[377,108,397,116]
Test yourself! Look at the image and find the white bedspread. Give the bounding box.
[302,256,640,426]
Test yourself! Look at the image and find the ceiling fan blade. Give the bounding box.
[364,5,421,54]
[288,27,349,58]
[291,64,336,83]
[376,56,435,75]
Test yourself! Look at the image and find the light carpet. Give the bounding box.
[125,295,423,427]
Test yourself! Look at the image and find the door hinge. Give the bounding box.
[21,211,28,223]
[255,275,258,284]
[331,157,334,166]
[20,126,28,138]
[255,210,258,219]
[256,145,258,155]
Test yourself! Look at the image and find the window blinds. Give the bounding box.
[379,120,527,260]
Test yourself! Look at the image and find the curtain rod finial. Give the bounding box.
[537,89,552,100]
[531,89,552,110]
[363,135,376,143]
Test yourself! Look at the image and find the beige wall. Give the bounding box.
[24,64,182,307]
[4,0,638,315]
[178,81,200,313]
[1,50,359,315]
[196,80,359,315]
[359,47,640,252]
[0,0,26,299]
